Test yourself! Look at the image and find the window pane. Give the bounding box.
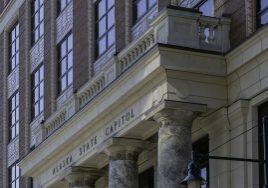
[98,37,106,55]
[199,0,213,17]
[35,103,39,117]
[61,59,67,75]
[40,81,44,97]
[261,11,268,25]
[68,71,73,85]
[261,0,268,10]
[60,43,66,58]
[137,0,147,18]
[40,98,44,112]
[98,17,106,37]
[98,0,106,19]
[107,8,115,28]
[108,27,115,47]
[60,0,66,11]
[67,35,73,51]
[40,6,44,21]
[67,53,73,69]
[35,88,39,102]
[61,76,67,91]
[108,0,114,9]
[149,0,157,8]
[40,66,44,80]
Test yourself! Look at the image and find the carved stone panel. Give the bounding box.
[30,113,44,147]
[56,2,73,43]
[7,65,19,98]
[30,37,44,73]
[7,136,19,167]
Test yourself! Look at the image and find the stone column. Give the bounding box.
[154,109,198,188]
[104,137,152,188]
[65,167,103,188]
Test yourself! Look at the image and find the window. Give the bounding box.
[58,0,72,13]
[257,0,268,27]
[96,0,115,56]
[193,135,209,188]
[195,0,213,17]
[32,0,44,44]
[9,164,20,188]
[139,167,154,188]
[9,23,19,73]
[9,92,19,141]
[32,65,44,119]
[259,103,268,187]
[133,0,157,21]
[58,33,73,93]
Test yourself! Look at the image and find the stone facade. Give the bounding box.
[1,0,268,188]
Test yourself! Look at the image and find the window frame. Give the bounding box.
[8,92,19,141]
[133,0,157,23]
[9,23,19,73]
[95,0,115,57]
[31,64,44,119]
[9,163,20,188]
[31,0,44,45]
[257,0,268,28]
[57,33,73,94]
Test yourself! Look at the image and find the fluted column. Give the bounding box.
[64,167,103,188]
[154,109,198,188]
[104,137,152,188]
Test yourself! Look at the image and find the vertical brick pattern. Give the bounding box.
[0,32,5,188]
[214,0,246,48]
[88,0,95,77]
[125,0,133,45]
[44,0,57,119]
[18,1,32,187]
[115,0,126,52]
[73,0,90,91]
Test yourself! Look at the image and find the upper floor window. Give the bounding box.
[9,164,20,188]
[257,0,268,27]
[58,33,73,93]
[96,0,115,57]
[196,0,213,17]
[58,0,72,13]
[133,0,157,22]
[9,23,19,73]
[9,92,19,141]
[32,0,44,45]
[32,65,44,119]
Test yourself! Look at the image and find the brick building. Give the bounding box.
[0,0,267,187]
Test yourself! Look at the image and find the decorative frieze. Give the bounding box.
[56,1,73,43]
[30,37,44,73]
[7,136,19,167]
[7,65,19,98]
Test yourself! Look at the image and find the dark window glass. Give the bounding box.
[133,0,157,21]
[58,33,73,93]
[96,0,115,56]
[196,0,213,17]
[32,65,44,119]
[9,92,19,141]
[193,135,209,188]
[139,167,154,188]
[258,102,268,187]
[9,23,19,73]
[58,0,72,13]
[32,0,44,45]
[258,0,268,27]
[9,164,20,188]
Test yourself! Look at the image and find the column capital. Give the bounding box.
[64,166,104,187]
[103,137,153,161]
[154,108,198,128]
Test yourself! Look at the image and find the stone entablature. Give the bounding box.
[56,1,73,44]
[7,136,19,167]
[7,65,19,98]
[30,37,44,73]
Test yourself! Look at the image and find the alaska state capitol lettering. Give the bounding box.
[51,108,136,176]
